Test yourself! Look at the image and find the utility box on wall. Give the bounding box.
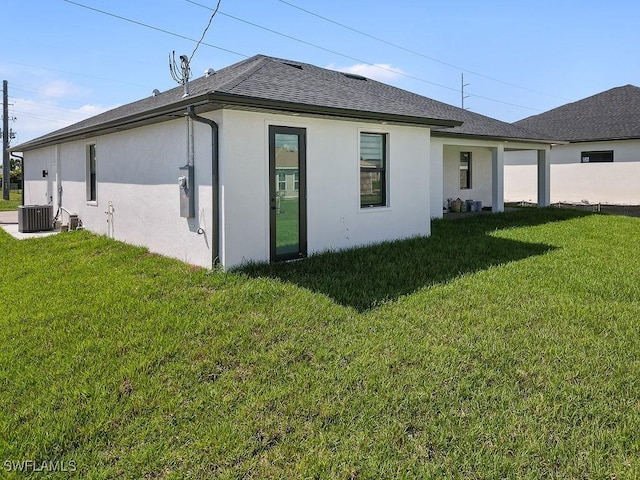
[178,165,194,218]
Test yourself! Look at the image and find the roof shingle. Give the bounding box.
[15,55,555,151]
[514,85,640,142]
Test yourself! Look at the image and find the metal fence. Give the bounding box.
[506,201,640,219]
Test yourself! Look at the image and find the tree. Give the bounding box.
[0,154,22,188]
[10,155,22,184]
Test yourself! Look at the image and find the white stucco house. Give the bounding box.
[15,55,554,269]
[505,85,640,205]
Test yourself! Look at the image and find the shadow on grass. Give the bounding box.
[239,208,592,311]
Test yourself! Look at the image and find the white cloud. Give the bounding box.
[328,63,406,83]
[39,79,91,99]
[10,98,118,145]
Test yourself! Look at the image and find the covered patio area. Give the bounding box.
[430,137,553,219]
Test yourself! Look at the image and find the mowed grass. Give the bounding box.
[0,190,21,211]
[1,208,640,478]
[274,196,300,252]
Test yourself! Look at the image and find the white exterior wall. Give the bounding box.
[442,145,493,209]
[430,137,505,218]
[24,117,216,268]
[505,140,640,204]
[23,109,433,269]
[23,146,56,205]
[219,110,432,268]
[429,141,444,218]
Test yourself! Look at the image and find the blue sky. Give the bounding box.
[4,0,640,144]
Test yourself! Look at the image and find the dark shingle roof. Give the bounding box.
[15,55,555,151]
[514,85,640,142]
[430,106,555,142]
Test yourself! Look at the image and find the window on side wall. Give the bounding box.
[460,151,471,189]
[86,144,97,202]
[581,150,613,163]
[360,132,387,207]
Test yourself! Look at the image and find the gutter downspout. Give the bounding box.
[187,106,220,268]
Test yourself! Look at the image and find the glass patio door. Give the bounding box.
[269,126,307,261]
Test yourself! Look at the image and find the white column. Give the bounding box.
[491,144,505,213]
[429,140,444,218]
[537,148,551,207]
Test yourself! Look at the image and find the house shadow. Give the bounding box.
[239,208,593,312]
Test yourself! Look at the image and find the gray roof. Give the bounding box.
[15,54,555,151]
[514,85,640,142]
[429,105,557,142]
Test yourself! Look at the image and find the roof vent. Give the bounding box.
[283,62,303,70]
[343,73,367,81]
[204,68,216,77]
[152,89,161,97]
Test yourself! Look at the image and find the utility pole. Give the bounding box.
[461,73,470,110]
[2,80,9,200]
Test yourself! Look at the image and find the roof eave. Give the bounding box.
[13,91,463,152]
[207,92,463,128]
[431,130,566,145]
[12,94,212,152]
[566,136,640,143]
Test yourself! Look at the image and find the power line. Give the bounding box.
[185,0,458,93]
[11,111,74,123]
[63,0,247,59]
[185,0,541,112]
[278,0,570,102]
[3,60,147,88]
[65,0,541,112]
[9,85,44,96]
[9,96,106,117]
[189,0,222,62]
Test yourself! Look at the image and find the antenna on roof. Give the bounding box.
[169,51,191,97]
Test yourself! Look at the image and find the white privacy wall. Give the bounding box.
[24,117,216,268]
[504,150,538,203]
[505,140,640,204]
[219,109,432,268]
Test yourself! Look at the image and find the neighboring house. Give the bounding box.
[15,54,554,269]
[505,85,640,205]
[274,146,300,200]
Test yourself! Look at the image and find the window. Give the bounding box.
[360,133,386,207]
[581,150,613,163]
[86,144,97,202]
[277,172,286,192]
[460,152,471,189]
[294,172,300,191]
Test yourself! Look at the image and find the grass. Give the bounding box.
[275,196,300,254]
[1,208,640,478]
[0,190,21,211]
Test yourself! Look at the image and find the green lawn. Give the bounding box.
[1,208,639,478]
[0,190,21,211]
[275,196,300,254]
